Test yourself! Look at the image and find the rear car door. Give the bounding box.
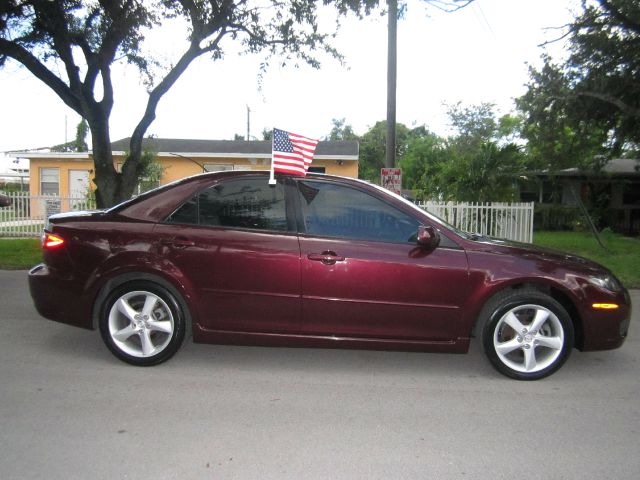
[154,176,301,334]
[295,179,470,342]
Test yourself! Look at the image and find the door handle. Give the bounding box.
[307,251,345,265]
[160,237,195,249]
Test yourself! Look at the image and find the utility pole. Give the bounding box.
[246,105,251,141]
[385,0,397,169]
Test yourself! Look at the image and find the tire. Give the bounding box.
[99,281,186,366]
[479,289,574,380]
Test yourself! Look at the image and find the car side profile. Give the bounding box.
[29,172,631,380]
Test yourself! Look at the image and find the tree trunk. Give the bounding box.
[88,113,140,208]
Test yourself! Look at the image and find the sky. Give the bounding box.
[0,0,580,171]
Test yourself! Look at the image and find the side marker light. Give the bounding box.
[592,303,619,310]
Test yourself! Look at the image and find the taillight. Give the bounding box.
[43,233,65,249]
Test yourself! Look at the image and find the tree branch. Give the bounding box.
[577,90,640,118]
[599,0,640,35]
[0,38,81,113]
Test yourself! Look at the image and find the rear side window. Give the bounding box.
[297,180,420,243]
[166,178,287,231]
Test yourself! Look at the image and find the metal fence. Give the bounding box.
[0,192,95,238]
[417,201,535,243]
[1,192,534,243]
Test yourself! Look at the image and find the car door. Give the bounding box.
[154,177,301,334]
[295,179,470,342]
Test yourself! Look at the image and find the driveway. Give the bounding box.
[0,270,638,479]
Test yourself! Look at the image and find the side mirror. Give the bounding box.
[417,225,440,250]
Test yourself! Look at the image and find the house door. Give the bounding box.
[68,170,90,198]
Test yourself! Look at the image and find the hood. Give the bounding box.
[467,235,609,276]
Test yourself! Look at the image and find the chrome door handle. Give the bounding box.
[160,237,195,249]
[307,251,345,265]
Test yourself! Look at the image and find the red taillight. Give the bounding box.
[43,233,65,249]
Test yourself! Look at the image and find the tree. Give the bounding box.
[516,58,611,172]
[517,0,640,168]
[326,118,358,141]
[0,0,378,207]
[404,103,525,201]
[51,118,89,152]
[358,120,428,182]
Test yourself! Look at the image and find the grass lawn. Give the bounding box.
[534,230,640,288]
[0,238,42,270]
[1,231,638,288]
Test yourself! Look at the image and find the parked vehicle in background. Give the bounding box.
[28,172,631,380]
[0,193,10,207]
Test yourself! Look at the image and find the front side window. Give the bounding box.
[297,180,420,243]
[40,168,59,195]
[166,178,287,231]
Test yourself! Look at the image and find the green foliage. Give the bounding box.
[0,238,42,270]
[517,0,640,167]
[534,230,640,288]
[0,1,382,207]
[407,103,525,201]
[397,132,448,193]
[327,118,358,141]
[516,58,611,172]
[358,120,429,182]
[261,128,273,141]
[51,119,89,153]
[332,104,524,202]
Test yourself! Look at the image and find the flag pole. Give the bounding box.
[268,128,276,185]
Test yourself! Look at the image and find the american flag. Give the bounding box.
[272,128,319,176]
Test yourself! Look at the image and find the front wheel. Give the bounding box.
[99,281,186,366]
[480,290,574,380]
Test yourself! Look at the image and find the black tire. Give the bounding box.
[98,281,185,366]
[479,289,574,380]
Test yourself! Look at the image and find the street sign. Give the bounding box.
[381,168,402,195]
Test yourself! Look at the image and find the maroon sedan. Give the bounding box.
[29,172,630,379]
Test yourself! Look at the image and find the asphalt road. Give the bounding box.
[0,269,638,480]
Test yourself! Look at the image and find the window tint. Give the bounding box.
[166,178,287,231]
[297,181,420,243]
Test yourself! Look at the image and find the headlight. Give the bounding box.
[589,274,623,292]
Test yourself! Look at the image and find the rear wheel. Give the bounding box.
[480,289,574,380]
[99,281,185,366]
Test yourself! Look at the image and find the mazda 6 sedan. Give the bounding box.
[29,171,631,380]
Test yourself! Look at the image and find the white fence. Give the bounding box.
[417,201,534,243]
[1,192,534,243]
[0,192,95,238]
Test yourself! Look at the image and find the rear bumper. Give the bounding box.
[29,264,94,330]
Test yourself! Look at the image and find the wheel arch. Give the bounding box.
[91,271,194,334]
[472,281,584,349]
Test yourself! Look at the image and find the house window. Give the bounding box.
[308,166,326,173]
[40,168,59,195]
[623,181,640,206]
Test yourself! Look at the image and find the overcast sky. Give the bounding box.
[0,0,579,169]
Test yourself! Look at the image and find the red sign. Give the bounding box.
[381,168,402,195]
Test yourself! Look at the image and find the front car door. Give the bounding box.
[295,178,470,343]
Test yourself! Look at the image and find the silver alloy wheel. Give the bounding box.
[493,304,565,373]
[107,290,175,358]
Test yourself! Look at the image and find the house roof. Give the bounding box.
[533,159,640,178]
[9,137,360,161]
[110,137,359,160]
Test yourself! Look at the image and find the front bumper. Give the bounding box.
[579,288,631,351]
